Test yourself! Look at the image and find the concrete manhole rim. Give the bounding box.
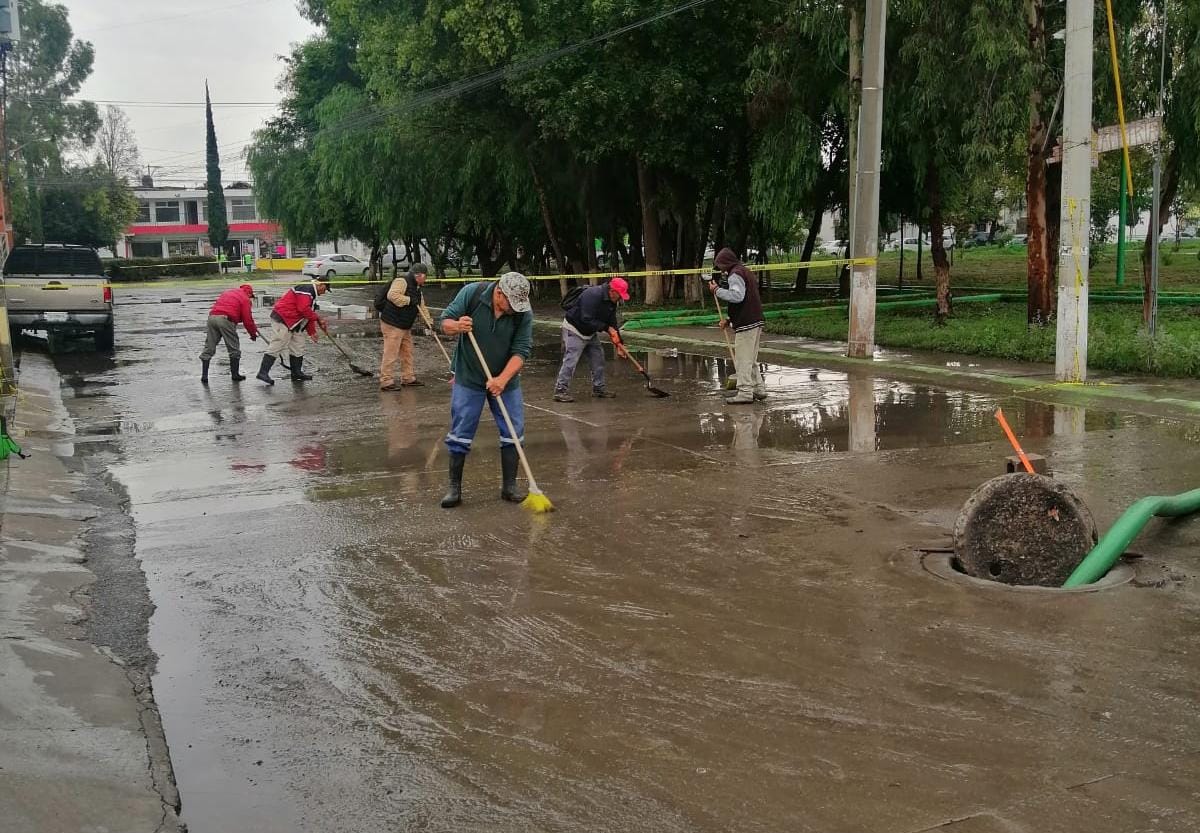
[919,550,1136,593]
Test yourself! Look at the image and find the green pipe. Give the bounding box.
[1063,488,1200,587]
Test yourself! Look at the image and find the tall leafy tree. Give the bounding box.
[205,82,228,253]
[888,0,1028,321]
[6,0,99,243]
[37,165,137,251]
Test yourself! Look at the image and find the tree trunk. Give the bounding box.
[369,238,381,281]
[795,203,823,292]
[583,178,599,285]
[475,232,502,277]
[528,156,570,298]
[928,161,952,323]
[711,195,728,254]
[682,200,703,304]
[636,156,665,306]
[847,1,862,251]
[1142,146,1182,324]
[1025,0,1054,323]
[916,223,924,281]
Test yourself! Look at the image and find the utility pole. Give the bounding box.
[1054,0,1094,382]
[846,0,887,359]
[1146,2,1168,336]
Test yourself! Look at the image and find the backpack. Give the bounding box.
[560,284,586,312]
[374,278,393,311]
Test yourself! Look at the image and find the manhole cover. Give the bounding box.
[954,473,1097,587]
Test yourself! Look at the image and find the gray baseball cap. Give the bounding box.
[497,271,532,313]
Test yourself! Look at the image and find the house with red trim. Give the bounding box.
[119,182,300,261]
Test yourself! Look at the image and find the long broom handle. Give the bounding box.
[320,325,357,362]
[704,283,737,359]
[418,303,454,368]
[465,330,542,492]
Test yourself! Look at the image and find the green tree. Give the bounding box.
[6,0,99,243]
[37,166,137,251]
[205,83,229,254]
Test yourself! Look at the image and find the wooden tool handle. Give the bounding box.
[465,331,539,491]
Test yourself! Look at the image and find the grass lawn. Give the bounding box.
[768,240,1200,292]
[765,300,1200,378]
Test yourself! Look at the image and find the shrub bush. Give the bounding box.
[106,256,219,281]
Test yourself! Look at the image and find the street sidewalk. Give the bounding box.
[0,354,181,833]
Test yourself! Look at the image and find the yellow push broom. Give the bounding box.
[465,330,554,514]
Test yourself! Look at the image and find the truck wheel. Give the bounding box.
[94,323,115,351]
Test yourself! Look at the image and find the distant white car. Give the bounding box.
[817,240,847,256]
[302,253,369,279]
[901,235,955,251]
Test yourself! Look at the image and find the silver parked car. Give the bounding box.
[302,253,369,279]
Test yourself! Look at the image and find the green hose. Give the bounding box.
[1063,488,1200,587]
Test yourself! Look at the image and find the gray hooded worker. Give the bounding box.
[709,248,766,404]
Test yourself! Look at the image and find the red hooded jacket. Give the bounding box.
[271,284,322,337]
[209,285,260,339]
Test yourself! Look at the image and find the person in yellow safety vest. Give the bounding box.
[243,252,254,273]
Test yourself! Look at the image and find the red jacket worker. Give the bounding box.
[200,284,260,385]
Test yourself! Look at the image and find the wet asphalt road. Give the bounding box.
[40,285,1200,832]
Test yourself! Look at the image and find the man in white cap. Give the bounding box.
[438,272,534,508]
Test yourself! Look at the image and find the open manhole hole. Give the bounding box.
[928,472,1136,593]
[920,550,1136,593]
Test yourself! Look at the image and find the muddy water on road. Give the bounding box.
[45,289,1200,832]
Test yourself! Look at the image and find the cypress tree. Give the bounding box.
[205,82,229,254]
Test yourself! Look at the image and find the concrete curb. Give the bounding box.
[0,354,183,833]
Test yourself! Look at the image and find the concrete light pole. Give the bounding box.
[1054,0,1095,382]
[846,0,887,359]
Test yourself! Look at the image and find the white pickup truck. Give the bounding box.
[3,243,115,350]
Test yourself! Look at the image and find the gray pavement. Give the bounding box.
[3,283,1199,832]
[0,353,181,833]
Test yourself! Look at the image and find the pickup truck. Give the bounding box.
[3,243,114,350]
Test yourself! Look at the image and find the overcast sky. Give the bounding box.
[64,0,317,185]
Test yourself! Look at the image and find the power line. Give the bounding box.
[49,98,278,109]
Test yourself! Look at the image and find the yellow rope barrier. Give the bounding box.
[61,257,878,291]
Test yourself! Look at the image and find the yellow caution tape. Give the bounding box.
[52,256,877,291]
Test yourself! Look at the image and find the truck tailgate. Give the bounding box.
[3,277,107,313]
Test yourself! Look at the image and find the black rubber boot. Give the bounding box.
[200,359,210,385]
[500,445,525,503]
[441,453,466,508]
[290,355,313,381]
[230,356,246,382]
[256,354,276,385]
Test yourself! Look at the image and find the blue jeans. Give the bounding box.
[445,383,525,455]
[554,327,606,393]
